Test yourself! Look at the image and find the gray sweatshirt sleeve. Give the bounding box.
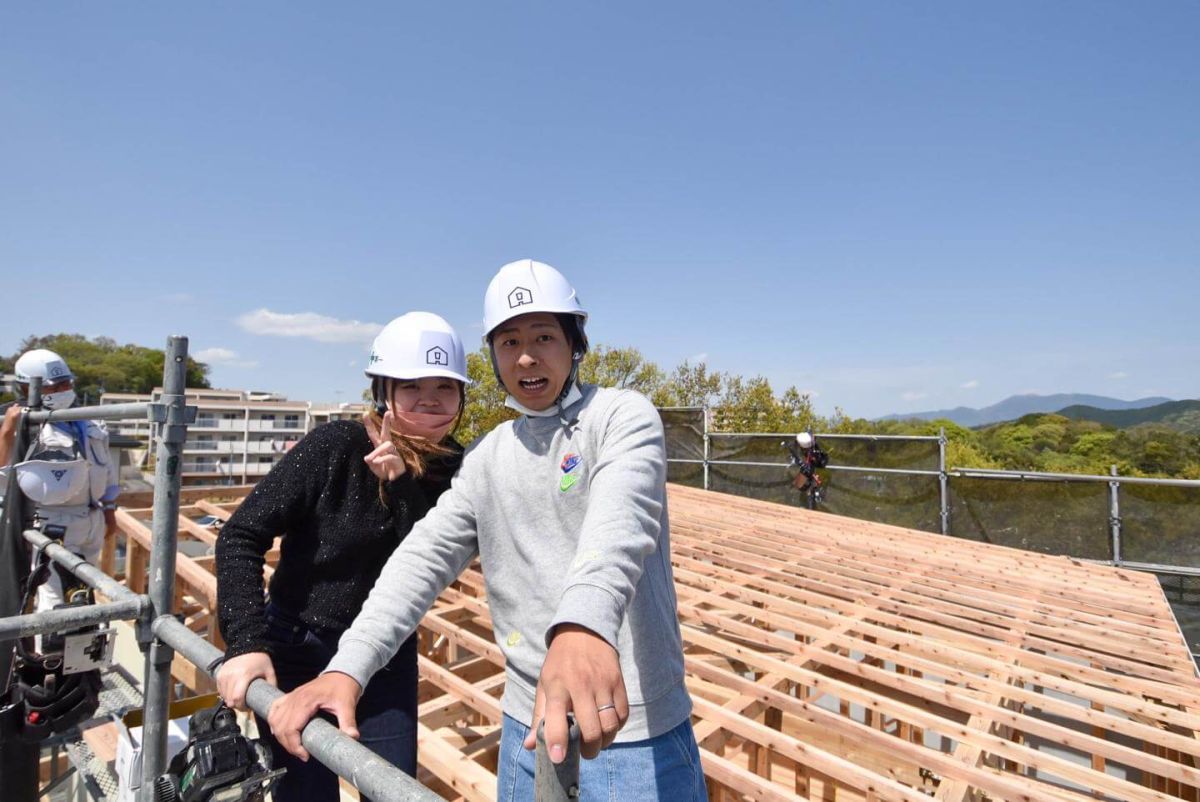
[324,454,481,687]
[547,391,666,648]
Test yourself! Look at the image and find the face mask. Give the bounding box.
[391,409,457,443]
[42,389,77,411]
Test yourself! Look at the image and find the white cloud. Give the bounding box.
[348,360,358,368]
[195,347,258,368]
[687,352,709,364]
[961,379,980,389]
[236,308,383,344]
[195,347,237,362]
[1108,371,1129,380]
[798,389,820,399]
[901,391,928,402]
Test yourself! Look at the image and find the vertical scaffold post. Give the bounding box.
[27,377,43,410]
[534,717,580,802]
[0,381,39,802]
[938,426,950,535]
[702,406,710,491]
[138,336,189,801]
[1109,464,1122,567]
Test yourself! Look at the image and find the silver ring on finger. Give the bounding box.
[596,703,617,713]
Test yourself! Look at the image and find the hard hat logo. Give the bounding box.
[51,470,67,481]
[508,287,533,309]
[368,352,382,365]
[426,346,449,367]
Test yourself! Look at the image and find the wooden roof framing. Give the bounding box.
[111,483,1200,801]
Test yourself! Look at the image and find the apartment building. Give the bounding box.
[101,388,367,486]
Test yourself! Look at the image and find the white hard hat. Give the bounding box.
[796,432,815,449]
[3,456,90,505]
[14,349,73,385]
[482,259,588,340]
[365,312,469,384]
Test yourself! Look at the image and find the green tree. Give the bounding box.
[654,360,724,408]
[457,346,517,445]
[1070,431,1117,462]
[7,334,210,403]
[578,345,665,396]
[712,376,818,432]
[778,387,820,431]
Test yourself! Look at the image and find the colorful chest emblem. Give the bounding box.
[559,452,582,492]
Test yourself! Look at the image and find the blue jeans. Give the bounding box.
[496,714,708,802]
[253,603,418,802]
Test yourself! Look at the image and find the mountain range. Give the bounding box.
[1057,399,1200,432]
[881,394,1175,428]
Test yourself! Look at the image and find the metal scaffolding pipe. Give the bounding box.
[705,459,942,477]
[23,401,160,425]
[1118,561,1200,578]
[0,598,144,642]
[28,377,43,411]
[22,529,145,604]
[138,336,189,802]
[938,427,950,536]
[534,717,580,802]
[708,431,943,442]
[952,467,1200,487]
[1109,465,1122,566]
[0,386,36,802]
[151,616,443,802]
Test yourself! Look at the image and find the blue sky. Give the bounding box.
[2,2,1196,418]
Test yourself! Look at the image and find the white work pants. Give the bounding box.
[33,504,105,610]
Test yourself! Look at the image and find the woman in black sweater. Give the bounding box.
[214,311,470,801]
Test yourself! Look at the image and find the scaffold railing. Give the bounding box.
[0,337,441,802]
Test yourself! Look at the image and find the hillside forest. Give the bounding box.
[5,335,1196,479]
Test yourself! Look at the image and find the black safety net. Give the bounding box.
[1119,483,1200,568]
[947,477,1111,560]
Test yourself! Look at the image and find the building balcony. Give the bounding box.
[183,440,254,453]
[246,419,305,432]
[191,418,248,431]
[180,461,275,476]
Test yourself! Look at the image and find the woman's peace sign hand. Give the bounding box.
[363,410,407,481]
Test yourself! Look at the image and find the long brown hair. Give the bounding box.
[365,378,465,503]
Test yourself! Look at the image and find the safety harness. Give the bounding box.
[0,529,104,743]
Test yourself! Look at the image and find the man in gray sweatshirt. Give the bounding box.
[269,259,705,800]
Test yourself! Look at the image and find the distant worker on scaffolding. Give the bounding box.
[787,431,828,508]
[0,349,120,612]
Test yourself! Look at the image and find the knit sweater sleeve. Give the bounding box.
[324,445,481,687]
[215,422,345,658]
[547,391,667,648]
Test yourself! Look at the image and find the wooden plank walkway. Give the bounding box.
[111,483,1200,801]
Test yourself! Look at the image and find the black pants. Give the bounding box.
[254,603,419,802]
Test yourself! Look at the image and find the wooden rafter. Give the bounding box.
[108,483,1199,801]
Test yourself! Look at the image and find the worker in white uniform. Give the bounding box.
[0,349,119,612]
